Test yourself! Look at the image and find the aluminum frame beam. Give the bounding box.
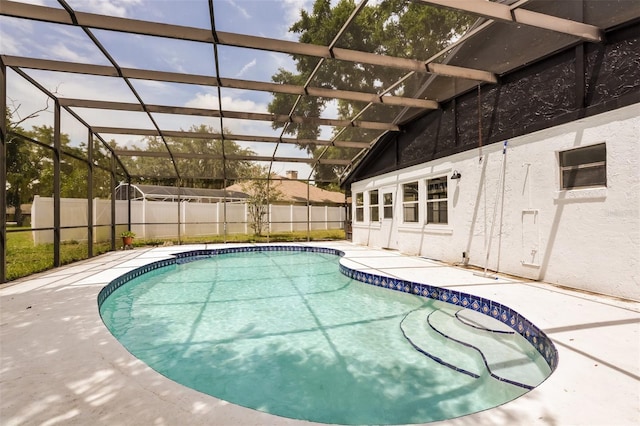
[91,127,370,148]
[60,98,399,131]
[0,1,497,83]
[0,54,439,109]
[418,0,603,42]
[112,149,351,165]
[0,59,6,283]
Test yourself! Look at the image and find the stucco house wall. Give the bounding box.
[350,103,639,301]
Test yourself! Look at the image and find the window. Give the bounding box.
[426,176,448,224]
[383,193,393,219]
[560,143,606,189]
[355,192,364,222]
[402,182,419,223]
[369,190,379,222]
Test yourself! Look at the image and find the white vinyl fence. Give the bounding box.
[31,196,345,244]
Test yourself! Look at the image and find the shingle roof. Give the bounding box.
[226,177,345,205]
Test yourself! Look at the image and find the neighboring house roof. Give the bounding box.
[6,204,32,215]
[226,176,346,205]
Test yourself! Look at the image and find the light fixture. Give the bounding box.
[451,170,461,180]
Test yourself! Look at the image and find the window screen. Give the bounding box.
[560,143,606,189]
[426,176,448,224]
[355,192,364,222]
[402,182,419,223]
[369,190,379,222]
[383,193,393,219]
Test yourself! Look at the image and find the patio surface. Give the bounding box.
[1,241,638,425]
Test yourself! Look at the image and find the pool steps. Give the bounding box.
[400,308,484,379]
[399,307,549,390]
[427,309,547,389]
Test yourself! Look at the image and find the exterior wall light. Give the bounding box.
[451,170,461,180]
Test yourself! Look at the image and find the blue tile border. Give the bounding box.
[98,244,558,373]
[454,311,515,335]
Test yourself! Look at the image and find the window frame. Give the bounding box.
[383,192,393,219]
[355,192,364,222]
[559,143,607,190]
[402,182,419,223]
[425,176,448,225]
[369,190,379,222]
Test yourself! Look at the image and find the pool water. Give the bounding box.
[100,250,550,424]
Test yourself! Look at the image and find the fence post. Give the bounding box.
[142,198,147,240]
[31,196,39,244]
[216,202,220,236]
[325,205,329,230]
[289,204,293,232]
[244,202,248,234]
[181,201,186,238]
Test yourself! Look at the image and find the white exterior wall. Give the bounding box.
[351,104,640,301]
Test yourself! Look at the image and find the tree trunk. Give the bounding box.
[7,188,25,227]
[14,204,23,227]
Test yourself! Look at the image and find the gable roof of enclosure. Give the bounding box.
[115,183,248,203]
[2,0,639,188]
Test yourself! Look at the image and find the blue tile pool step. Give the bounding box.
[400,306,551,390]
[400,308,484,379]
[450,309,550,386]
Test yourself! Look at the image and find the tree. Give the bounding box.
[25,125,89,199]
[6,94,104,225]
[241,167,283,236]
[5,101,50,226]
[115,124,257,188]
[5,116,33,226]
[268,0,475,184]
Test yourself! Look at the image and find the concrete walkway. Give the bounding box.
[1,242,638,425]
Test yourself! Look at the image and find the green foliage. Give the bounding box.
[241,167,284,236]
[115,124,257,188]
[268,0,475,182]
[6,109,98,225]
[5,116,262,229]
[24,125,90,198]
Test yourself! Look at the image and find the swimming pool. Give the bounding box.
[98,246,556,424]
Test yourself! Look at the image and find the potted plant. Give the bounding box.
[121,230,136,248]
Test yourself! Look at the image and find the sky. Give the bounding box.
[1,0,346,179]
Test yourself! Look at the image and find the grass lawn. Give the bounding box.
[5,227,346,282]
[5,227,112,281]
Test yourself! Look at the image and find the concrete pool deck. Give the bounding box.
[1,241,638,425]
